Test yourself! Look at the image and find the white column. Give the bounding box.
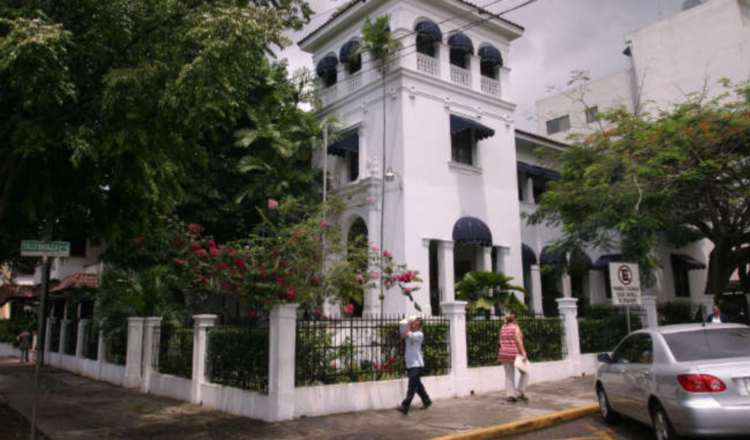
[438,43,450,84]
[142,317,162,393]
[269,304,298,421]
[191,314,217,404]
[59,319,69,355]
[442,301,468,394]
[96,330,105,380]
[124,317,144,388]
[641,296,658,328]
[470,54,481,91]
[76,319,89,358]
[438,241,456,303]
[561,272,572,298]
[556,298,581,374]
[494,247,508,274]
[530,265,544,315]
[482,247,492,272]
[525,177,535,204]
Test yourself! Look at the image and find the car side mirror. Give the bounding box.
[597,353,613,364]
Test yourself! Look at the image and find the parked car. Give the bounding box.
[595,323,750,440]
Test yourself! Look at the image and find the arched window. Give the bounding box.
[339,39,361,74]
[447,32,474,69]
[478,45,503,79]
[316,54,338,88]
[415,19,442,58]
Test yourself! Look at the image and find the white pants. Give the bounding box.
[503,362,529,397]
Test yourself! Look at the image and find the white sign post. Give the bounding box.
[609,262,642,333]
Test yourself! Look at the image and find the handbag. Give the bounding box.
[514,355,529,373]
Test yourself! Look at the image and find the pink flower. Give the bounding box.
[403,287,413,295]
[369,271,380,280]
[195,275,209,285]
[343,304,354,316]
[371,244,380,252]
[194,248,209,258]
[275,276,286,287]
[209,246,219,257]
[187,223,204,236]
[367,196,376,205]
[233,258,247,270]
[285,287,297,301]
[356,273,365,284]
[319,219,330,229]
[207,239,217,249]
[214,262,230,271]
[267,198,279,210]
[173,258,187,267]
[383,250,392,258]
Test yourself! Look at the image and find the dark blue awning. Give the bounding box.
[540,247,563,266]
[447,32,474,54]
[327,130,358,157]
[522,244,537,265]
[517,162,560,181]
[453,217,492,247]
[593,254,624,270]
[478,45,503,67]
[316,55,338,77]
[339,40,360,64]
[415,20,442,43]
[672,254,706,271]
[450,115,495,141]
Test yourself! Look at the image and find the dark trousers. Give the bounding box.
[402,367,431,409]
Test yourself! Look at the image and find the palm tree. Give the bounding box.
[360,16,401,315]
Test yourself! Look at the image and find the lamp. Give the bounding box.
[384,166,397,182]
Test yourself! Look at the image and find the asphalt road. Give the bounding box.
[508,414,655,440]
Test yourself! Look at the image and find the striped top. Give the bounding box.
[497,323,520,364]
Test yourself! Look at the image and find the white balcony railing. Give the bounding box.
[450,65,471,88]
[319,84,338,107]
[346,72,362,93]
[416,53,440,77]
[481,76,500,97]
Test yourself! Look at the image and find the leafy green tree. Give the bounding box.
[0,0,316,263]
[456,271,526,316]
[529,81,750,295]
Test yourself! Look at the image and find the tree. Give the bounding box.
[529,81,750,295]
[456,271,526,316]
[0,0,316,263]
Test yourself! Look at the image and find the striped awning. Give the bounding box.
[415,20,442,43]
[453,217,492,247]
[447,32,474,54]
[339,39,360,64]
[450,115,495,141]
[478,45,503,67]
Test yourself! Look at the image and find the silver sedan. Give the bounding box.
[595,323,750,440]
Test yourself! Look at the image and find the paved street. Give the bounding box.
[508,414,653,440]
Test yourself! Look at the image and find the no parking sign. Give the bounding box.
[608,262,642,306]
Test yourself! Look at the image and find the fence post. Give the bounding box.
[76,319,88,359]
[269,303,298,421]
[441,301,468,395]
[641,296,658,328]
[191,314,217,404]
[124,317,145,388]
[96,328,105,380]
[59,319,69,357]
[556,298,581,374]
[142,317,162,393]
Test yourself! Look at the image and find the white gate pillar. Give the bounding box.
[556,298,581,374]
[76,319,89,358]
[438,241,455,303]
[191,314,217,404]
[124,317,145,388]
[269,304,298,421]
[442,301,468,395]
[142,317,162,393]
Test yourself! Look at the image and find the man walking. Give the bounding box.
[398,317,431,415]
[16,329,32,363]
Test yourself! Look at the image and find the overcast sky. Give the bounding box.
[279,0,687,131]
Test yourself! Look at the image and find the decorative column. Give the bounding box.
[269,304,298,421]
[530,265,544,315]
[482,247,493,272]
[641,296,658,328]
[124,317,144,388]
[142,317,162,393]
[470,54,481,91]
[442,301,468,395]
[438,43,450,83]
[556,298,581,374]
[494,247,508,274]
[438,241,456,303]
[191,314,217,404]
[76,319,89,358]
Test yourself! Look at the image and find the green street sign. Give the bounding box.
[20,240,71,258]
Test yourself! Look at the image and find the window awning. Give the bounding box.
[415,20,442,43]
[316,55,338,77]
[478,45,503,67]
[672,254,707,271]
[450,115,495,141]
[517,162,560,181]
[327,130,358,157]
[452,217,492,247]
[540,247,562,266]
[339,39,360,64]
[447,32,474,54]
[593,254,624,270]
[522,244,537,265]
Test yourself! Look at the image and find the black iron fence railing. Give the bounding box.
[49,320,61,353]
[466,314,564,367]
[157,321,193,379]
[579,308,642,354]
[105,324,127,365]
[84,322,98,360]
[207,321,270,394]
[64,319,78,355]
[295,315,450,387]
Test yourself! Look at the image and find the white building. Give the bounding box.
[300,0,526,316]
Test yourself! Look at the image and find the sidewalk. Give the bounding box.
[0,357,595,439]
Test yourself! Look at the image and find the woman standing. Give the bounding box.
[497,312,529,402]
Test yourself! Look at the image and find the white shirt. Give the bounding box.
[711,315,722,324]
[404,331,425,368]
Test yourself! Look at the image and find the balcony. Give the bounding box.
[481,76,500,97]
[416,53,440,77]
[450,65,471,89]
[319,84,338,107]
[346,72,362,94]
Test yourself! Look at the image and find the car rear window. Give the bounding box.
[663,328,750,361]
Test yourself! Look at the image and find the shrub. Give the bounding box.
[579,314,641,354]
[658,300,702,325]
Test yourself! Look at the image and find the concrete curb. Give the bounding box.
[431,403,599,440]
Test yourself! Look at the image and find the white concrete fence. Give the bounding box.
[0,297,666,422]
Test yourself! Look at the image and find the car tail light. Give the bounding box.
[677,374,727,393]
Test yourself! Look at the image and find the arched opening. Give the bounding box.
[316,54,338,88]
[339,39,361,74]
[540,246,563,316]
[478,45,502,79]
[447,32,473,69]
[415,19,442,58]
[347,217,368,317]
[452,217,492,284]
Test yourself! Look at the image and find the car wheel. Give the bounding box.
[596,386,618,424]
[651,403,681,440]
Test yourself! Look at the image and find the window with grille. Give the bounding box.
[546,115,571,135]
[585,106,599,123]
